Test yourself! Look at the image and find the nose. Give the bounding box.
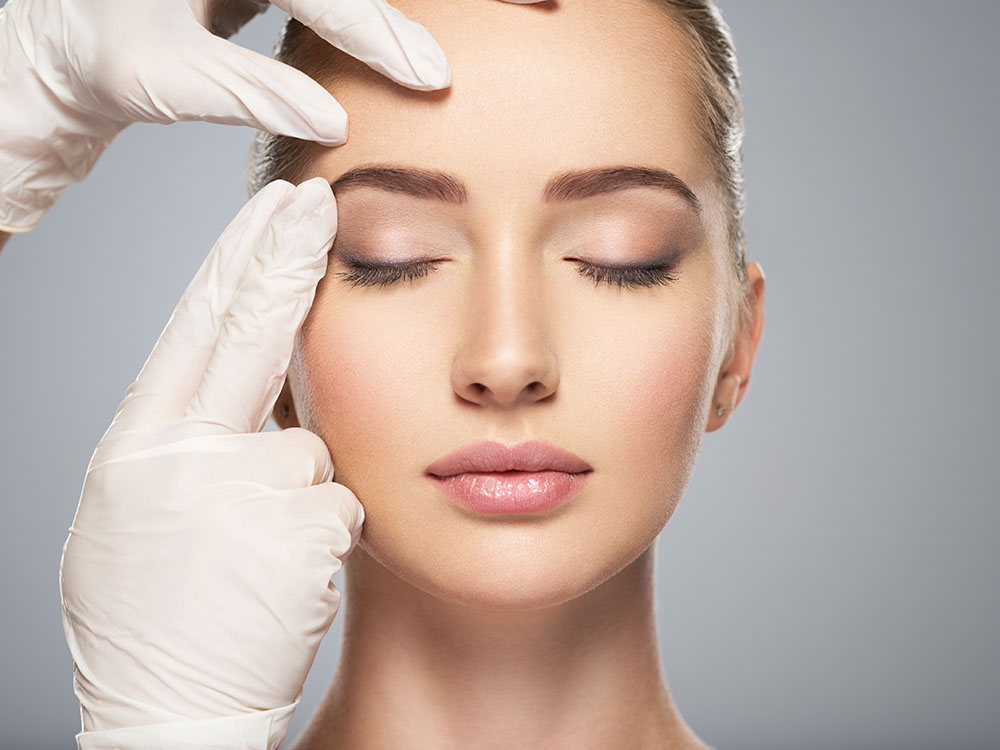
[450,248,559,409]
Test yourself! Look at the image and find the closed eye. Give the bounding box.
[566,259,679,289]
[331,258,447,288]
[331,257,679,289]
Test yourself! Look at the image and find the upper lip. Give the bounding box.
[426,439,593,477]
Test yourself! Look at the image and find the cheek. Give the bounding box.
[291,286,435,489]
[561,295,716,523]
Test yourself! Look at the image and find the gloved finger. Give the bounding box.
[92,426,336,490]
[224,481,364,636]
[109,180,298,437]
[185,177,337,435]
[270,0,451,91]
[138,30,349,145]
[247,427,336,487]
[282,480,366,556]
[176,428,339,488]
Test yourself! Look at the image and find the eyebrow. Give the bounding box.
[330,164,702,214]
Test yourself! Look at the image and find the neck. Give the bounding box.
[292,541,709,750]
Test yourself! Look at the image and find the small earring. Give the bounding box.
[716,404,726,416]
[278,404,289,418]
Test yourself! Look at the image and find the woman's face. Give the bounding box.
[280,0,741,609]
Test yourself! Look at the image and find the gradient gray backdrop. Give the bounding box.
[1,2,997,748]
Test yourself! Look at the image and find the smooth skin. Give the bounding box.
[0,0,545,251]
[271,0,765,747]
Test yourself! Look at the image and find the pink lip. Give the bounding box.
[426,440,593,514]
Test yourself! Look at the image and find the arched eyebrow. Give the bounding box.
[330,164,701,214]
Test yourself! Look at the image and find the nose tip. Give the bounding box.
[460,377,555,407]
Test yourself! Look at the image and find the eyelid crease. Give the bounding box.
[330,248,441,267]
[332,245,685,268]
[562,255,680,270]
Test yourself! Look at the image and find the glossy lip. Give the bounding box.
[425,439,593,477]
[425,440,594,515]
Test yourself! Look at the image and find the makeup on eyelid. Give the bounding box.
[327,203,695,289]
[331,186,703,254]
[329,224,691,266]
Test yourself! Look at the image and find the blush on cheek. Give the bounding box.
[616,317,717,503]
[296,329,381,453]
[294,301,439,496]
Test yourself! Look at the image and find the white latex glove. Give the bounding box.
[59,177,362,750]
[0,0,547,233]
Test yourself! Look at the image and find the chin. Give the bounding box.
[358,519,654,614]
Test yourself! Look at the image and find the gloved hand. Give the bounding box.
[0,0,447,234]
[59,177,361,750]
[0,0,546,234]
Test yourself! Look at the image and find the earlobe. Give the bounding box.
[706,372,741,432]
[721,372,741,416]
[271,377,301,429]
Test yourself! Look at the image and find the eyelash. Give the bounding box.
[332,258,679,290]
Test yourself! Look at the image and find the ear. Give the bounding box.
[271,376,302,429]
[706,261,765,432]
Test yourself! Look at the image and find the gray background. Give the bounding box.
[1,2,997,748]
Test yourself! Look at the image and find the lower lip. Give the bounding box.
[428,470,593,514]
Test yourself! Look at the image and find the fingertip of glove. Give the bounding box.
[308,105,349,147]
[274,178,337,238]
[299,175,336,202]
[412,60,452,91]
[338,486,366,536]
[299,178,339,242]
[255,178,297,203]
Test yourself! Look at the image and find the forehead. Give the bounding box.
[301,0,713,213]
